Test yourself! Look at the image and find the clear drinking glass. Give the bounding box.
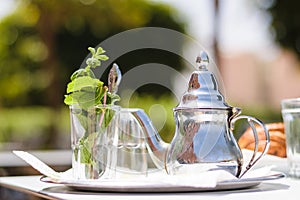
[70,104,120,180]
[116,108,148,176]
[281,98,300,178]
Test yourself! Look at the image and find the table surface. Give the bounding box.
[0,174,300,200]
[0,152,299,200]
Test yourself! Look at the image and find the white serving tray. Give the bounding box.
[40,172,285,192]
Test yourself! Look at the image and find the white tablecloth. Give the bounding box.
[0,175,299,200]
[0,150,297,200]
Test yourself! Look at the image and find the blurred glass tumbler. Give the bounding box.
[281,98,300,178]
[116,108,148,176]
[70,105,120,180]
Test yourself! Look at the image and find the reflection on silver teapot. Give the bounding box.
[129,51,270,178]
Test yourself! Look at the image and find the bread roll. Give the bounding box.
[238,122,286,157]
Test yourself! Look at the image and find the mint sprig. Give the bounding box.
[64,47,120,167]
[64,47,119,109]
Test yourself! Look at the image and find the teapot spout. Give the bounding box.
[131,109,169,169]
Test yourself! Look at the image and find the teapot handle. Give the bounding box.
[230,115,270,178]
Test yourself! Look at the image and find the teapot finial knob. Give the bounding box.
[196,51,209,70]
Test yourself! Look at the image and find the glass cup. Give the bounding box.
[70,104,120,180]
[116,108,148,176]
[281,98,300,178]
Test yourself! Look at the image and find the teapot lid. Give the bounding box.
[175,51,232,110]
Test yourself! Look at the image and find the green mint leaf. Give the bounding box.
[86,58,101,68]
[96,47,105,54]
[104,108,115,127]
[64,94,75,105]
[95,107,116,129]
[96,55,109,61]
[73,92,95,110]
[80,145,92,164]
[79,132,99,164]
[106,92,121,105]
[67,76,103,94]
[88,47,96,56]
[70,68,96,80]
[78,139,92,164]
[77,113,88,132]
[70,69,85,81]
[95,87,104,105]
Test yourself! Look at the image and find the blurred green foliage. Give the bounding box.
[267,0,300,60]
[1,0,288,150]
[230,104,283,140]
[0,0,186,107]
[120,94,178,142]
[0,95,178,150]
[0,0,186,149]
[0,106,70,150]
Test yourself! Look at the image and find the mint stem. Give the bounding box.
[91,90,107,177]
[98,90,107,127]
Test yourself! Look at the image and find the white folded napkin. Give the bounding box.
[13,151,72,180]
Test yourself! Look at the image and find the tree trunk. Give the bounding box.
[37,6,61,148]
[213,0,221,74]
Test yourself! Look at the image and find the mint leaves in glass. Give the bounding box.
[65,47,120,179]
[64,47,120,108]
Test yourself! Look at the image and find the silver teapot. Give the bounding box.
[130,52,270,178]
